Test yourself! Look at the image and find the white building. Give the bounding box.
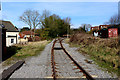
[20,31,35,38]
[18,33,28,44]
[1,20,19,47]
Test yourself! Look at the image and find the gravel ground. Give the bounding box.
[61,40,117,78]
[54,42,84,78]
[10,41,54,78]
[0,39,118,79]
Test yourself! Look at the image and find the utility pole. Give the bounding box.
[118,1,120,24]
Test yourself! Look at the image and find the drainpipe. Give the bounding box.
[16,34,17,44]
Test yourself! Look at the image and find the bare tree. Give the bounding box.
[104,14,120,25]
[64,17,71,24]
[19,9,41,41]
[40,9,51,29]
[64,17,71,38]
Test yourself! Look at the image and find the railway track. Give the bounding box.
[1,38,95,79]
[51,38,94,80]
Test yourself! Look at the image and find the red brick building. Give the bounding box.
[20,31,40,41]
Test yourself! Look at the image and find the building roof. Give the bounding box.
[0,20,19,32]
[19,33,25,38]
[21,31,35,35]
[99,25,110,27]
[91,26,99,28]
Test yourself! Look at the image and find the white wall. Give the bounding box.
[18,38,28,44]
[26,35,34,38]
[6,32,19,47]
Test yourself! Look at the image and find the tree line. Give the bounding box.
[19,9,71,40]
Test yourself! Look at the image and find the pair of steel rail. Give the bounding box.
[51,39,94,80]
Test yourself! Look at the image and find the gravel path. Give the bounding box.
[10,41,54,78]
[1,39,117,78]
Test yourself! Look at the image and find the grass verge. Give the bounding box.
[3,40,51,66]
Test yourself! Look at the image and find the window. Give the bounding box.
[11,39,14,43]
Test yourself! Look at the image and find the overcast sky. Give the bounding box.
[1,2,119,28]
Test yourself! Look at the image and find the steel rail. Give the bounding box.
[59,39,95,80]
[51,39,57,80]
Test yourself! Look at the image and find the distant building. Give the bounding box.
[91,26,99,30]
[18,33,28,44]
[99,25,110,30]
[20,31,35,38]
[0,20,19,47]
[91,25,110,31]
[20,31,40,42]
[96,25,120,38]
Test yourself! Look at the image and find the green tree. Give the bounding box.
[41,14,71,38]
